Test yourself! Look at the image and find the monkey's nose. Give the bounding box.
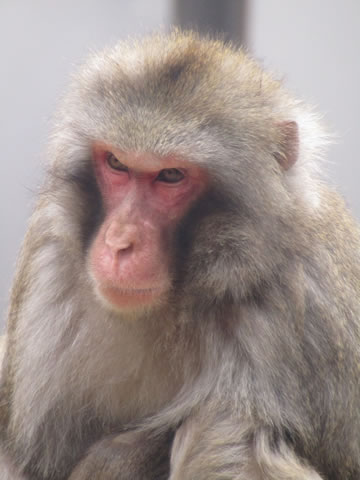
[105,222,138,253]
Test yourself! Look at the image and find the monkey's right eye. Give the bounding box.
[106,152,128,172]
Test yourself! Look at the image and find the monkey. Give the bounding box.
[0,30,360,480]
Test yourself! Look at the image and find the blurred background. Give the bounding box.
[1,0,359,325]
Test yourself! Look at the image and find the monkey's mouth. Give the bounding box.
[115,287,160,295]
[98,284,167,309]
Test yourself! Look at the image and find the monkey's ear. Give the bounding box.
[274,121,299,171]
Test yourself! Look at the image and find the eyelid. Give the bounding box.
[106,152,129,172]
[156,168,186,182]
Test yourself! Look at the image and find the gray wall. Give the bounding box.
[249,1,360,209]
[1,1,359,325]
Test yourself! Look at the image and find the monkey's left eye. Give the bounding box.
[156,169,185,184]
[106,152,128,172]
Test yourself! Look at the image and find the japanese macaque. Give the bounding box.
[1,31,360,480]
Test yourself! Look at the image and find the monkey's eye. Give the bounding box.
[106,152,128,172]
[156,168,185,184]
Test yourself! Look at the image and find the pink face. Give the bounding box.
[89,144,208,311]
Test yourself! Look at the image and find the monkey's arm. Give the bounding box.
[68,429,172,480]
[169,414,324,480]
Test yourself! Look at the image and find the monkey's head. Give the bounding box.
[47,31,327,313]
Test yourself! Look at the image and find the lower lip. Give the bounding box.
[100,286,164,309]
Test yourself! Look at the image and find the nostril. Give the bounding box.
[118,243,134,254]
[105,236,134,254]
[116,240,133,252]
[105,222,138,254]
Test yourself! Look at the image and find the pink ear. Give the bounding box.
[274,121,299,171]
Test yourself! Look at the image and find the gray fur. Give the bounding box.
[0,31,359,479]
